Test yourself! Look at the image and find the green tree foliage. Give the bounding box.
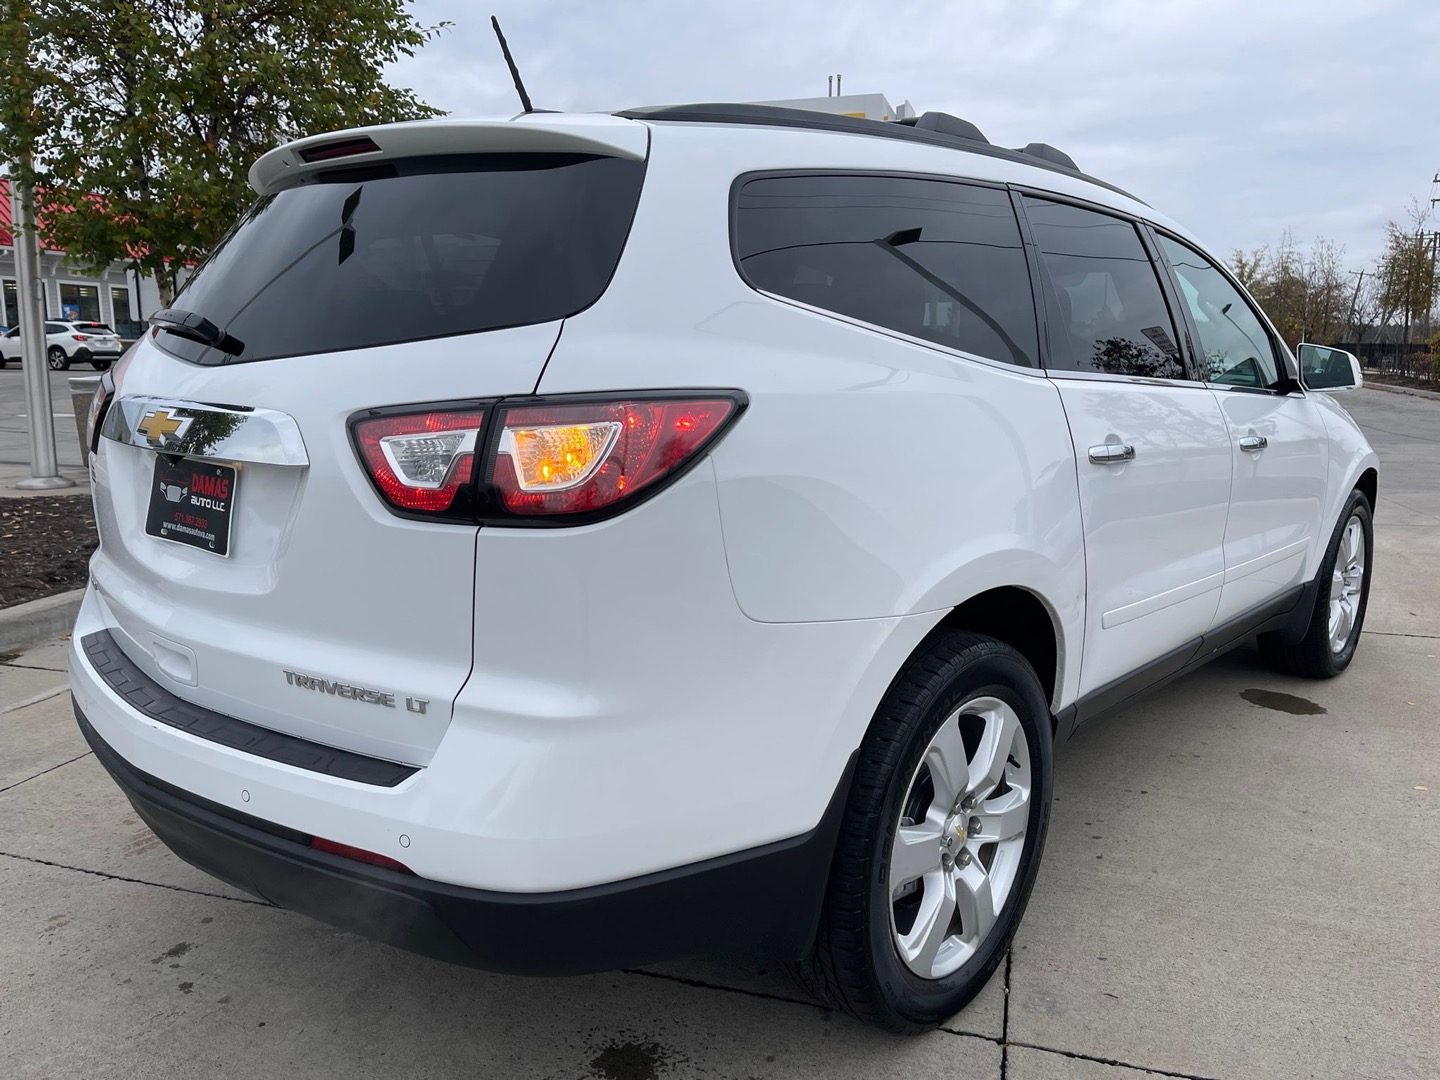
[1374,217,1438,344]
[0,0,443,302]
[1228,232,1349,348]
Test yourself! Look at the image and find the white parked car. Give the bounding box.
[0,320,123,370]
[69,106,1377,1032]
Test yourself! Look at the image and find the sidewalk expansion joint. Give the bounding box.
[1362,630,1440,639]
[1005,1039,1223,1080]
[621,967,829,1013]
[0,850,274,907]
[1000,946,1013,1077]
[0,751,92,793]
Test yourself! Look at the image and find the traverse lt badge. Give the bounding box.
[282,669,429,714]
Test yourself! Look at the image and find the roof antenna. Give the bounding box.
[490,15,534,113]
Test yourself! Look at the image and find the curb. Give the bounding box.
[0,588,83,655]
[1362,381,1440,402]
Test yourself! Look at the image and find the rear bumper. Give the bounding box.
[77,700,854,974]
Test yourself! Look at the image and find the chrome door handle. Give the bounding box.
[1239,435,1268,452]
[1088,443,1136,465]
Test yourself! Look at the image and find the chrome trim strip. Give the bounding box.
[1222,539,1309,585]
[1101,571,1224,629]
[101,395,309,467]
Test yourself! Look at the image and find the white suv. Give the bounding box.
[69,106,1377,1032]
[0,320,123,369]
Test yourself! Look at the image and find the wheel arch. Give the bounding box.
[935,586,1063,716]
[1355,466,1378,511]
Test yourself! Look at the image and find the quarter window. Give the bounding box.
[1158,235,1282,390]
[734,175,1039,367]
[1023,197,1184,380]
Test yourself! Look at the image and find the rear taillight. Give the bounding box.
[85,343,134,455]
[73,333,88,341]
[353,409,486,514]
[349,392,746,525]
[488,396,740,519]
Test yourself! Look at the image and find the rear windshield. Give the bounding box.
[159,153,646,365]
[78,323,113,332]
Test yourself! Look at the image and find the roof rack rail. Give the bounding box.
[895,111,989,145]
[1015,142,1078,172]
[614,103,1143,205]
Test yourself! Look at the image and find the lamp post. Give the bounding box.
[10,171,73,489]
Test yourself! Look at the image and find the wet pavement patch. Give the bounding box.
[1241,689,1328,715]
[590,1039,671,1080]
[150,941,191,964]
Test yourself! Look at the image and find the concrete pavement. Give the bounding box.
[0,365,92,494]
[1,387,1436,1078]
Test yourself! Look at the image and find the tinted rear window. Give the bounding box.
[733,174,1038,367]
[159,153,646,365]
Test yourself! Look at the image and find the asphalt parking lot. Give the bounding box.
[2,387,1436,1079]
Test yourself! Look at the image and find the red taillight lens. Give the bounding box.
[488,397,739,518]
[310,836,413,873]
[353,410,485,513]
[73,333,87,341]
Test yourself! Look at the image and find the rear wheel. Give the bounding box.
[1259,490,1373,678]
[90,357,112,370]
[47,346,70,371]
[791,631,1053,1032]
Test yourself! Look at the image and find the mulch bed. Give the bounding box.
[0,496,98,608]
[1363,371,1439,391]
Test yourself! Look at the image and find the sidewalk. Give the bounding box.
[0,460,90,498]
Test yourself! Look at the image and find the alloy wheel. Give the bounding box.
[1329,514,1366,653]
[888,695,1031,979]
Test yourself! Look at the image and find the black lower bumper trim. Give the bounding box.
[81,630,417,787]
[75,701,853,975]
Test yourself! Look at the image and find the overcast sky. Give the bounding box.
[391,0,1440,268]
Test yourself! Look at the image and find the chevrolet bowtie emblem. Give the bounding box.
[137,409,192,449]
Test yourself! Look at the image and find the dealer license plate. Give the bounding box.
[144,458,237,557]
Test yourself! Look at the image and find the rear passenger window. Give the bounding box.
[734,175,1038,367]
[1023,198,1185,380]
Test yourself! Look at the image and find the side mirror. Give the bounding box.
[1297,343,1362,392]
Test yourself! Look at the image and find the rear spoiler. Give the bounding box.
[249,114,649,196]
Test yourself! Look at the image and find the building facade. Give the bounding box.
[1,178,165,338]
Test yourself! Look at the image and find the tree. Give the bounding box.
[1229,233,1350,347]
[1374,202,1438,346]
[0,0,444,305]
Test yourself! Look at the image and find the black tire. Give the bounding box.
[90,357,112,370]
[1259,489,1373,678]
[47,346,70,371]
[790,631,1053,1032]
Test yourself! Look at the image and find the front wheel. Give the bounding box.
[791,631,1053,1032]
[47,346,70,371]
[1259,490,1373,678]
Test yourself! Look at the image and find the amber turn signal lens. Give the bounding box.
[502,421,622,492]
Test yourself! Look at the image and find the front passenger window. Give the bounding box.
[1158,236,1282,390]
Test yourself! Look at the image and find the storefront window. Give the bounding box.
[59,282,101,323]
[2,280,15,328]
[110,285,142,337]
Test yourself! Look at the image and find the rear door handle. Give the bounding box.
[1239,435,1268,452]
[1088,443,1136,465]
